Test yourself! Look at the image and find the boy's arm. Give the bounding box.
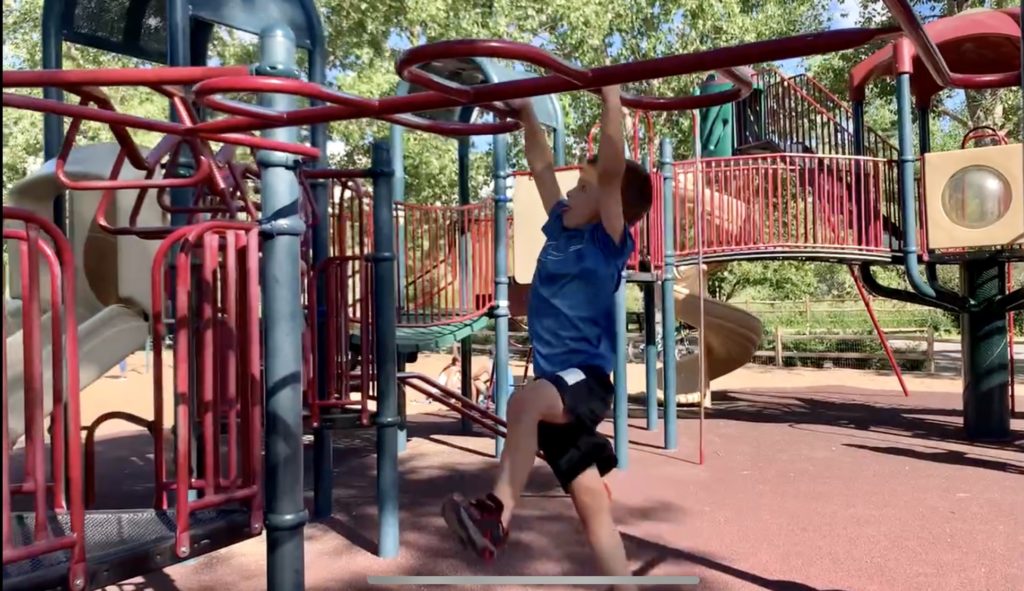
[595,86,627,245]
[511,101,563,213]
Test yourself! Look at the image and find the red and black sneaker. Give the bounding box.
[441,493,508,560]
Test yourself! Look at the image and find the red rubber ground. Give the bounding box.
[23,359,1022,591]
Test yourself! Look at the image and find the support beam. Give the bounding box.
[256,25,307,591]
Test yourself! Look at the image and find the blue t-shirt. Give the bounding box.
[528,200,634,379]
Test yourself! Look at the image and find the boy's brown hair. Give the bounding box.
[585,155,654,225]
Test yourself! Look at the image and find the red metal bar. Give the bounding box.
[21,228,49,541]
[1009,263,1016,414]
[223,232,240,487]
[880,0,1020,90]
[2,65,252,88]
[200,233,218,496]
[2,294,10,550]
[186,26,896,135]
[3,229,67,510]
[850,266,911,397]
[172,238,194,553]
[1,92,319,159]
[83,412,156,508]
[2,208,86,588]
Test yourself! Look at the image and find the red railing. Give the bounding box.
[3,207,86,590]
[396,200,496,325]
[321,172,497,326]
[307,255,374,428]
[731,68,907,249]
[149,222,264,553]
[674,154,897,262]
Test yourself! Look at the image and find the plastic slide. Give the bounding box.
[656,169,763,405]
[658,266,763,405]
[5,143,164,444]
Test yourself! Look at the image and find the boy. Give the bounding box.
[442,86,653,589]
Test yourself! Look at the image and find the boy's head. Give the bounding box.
[563,155,653,228]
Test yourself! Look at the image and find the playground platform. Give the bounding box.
[46,354,1024,591]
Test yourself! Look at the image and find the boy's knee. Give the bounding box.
[508,380,562,423]
[569,469,614,528]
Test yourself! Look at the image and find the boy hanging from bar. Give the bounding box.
[442,85,653,590]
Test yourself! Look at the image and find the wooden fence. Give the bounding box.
[754,327,937,372]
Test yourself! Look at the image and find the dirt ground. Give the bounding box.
[65,350,1024,591]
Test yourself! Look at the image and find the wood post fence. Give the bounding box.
[758,327,936,372]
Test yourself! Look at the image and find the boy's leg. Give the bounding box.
[568,466,636,591]
[441,379,566,556]
[492,379,566,523]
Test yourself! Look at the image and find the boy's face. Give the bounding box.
[563,164,602,228]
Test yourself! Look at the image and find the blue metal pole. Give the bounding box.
[895,73,938,301]
[643,280,658,431]
[256,25,307,591]
[660,138,678,451]
[552,127,566,167]
[41,0,64,233]
[388,124,408,310]
[851,101,865,157]
[309,44,333,520]
[458,128,475,435]
[387,124,409,453]
[370,139,401,558]
[492,133,511,458]
[613,270,629,468]
[641,146,659,431]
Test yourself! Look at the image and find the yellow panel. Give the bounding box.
[510,168,581,284]
[922,143,1023,251]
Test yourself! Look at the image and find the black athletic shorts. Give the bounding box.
[536,366,618,492]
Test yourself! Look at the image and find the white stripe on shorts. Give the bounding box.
[555,367,586,386]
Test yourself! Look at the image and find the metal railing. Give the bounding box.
[3,207,87,589]
[674,154,897,263]
[148,222,264,553]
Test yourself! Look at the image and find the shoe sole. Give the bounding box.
[441,496,496,558]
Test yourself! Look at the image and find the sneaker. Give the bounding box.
[441,493,508,560]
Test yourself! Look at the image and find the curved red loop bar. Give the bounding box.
[397,39,592,101]
[55,127,213,192]
[192,76,377,122]
[625,66,754,111]
[395,39,755,112]
[382,112,519,136]
[184,26,899,136]
[192,76,519,136]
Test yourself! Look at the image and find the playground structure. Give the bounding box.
[2,1,1021,590]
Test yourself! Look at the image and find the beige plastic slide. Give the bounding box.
[5,143,164,444]
[658,266,763,405]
